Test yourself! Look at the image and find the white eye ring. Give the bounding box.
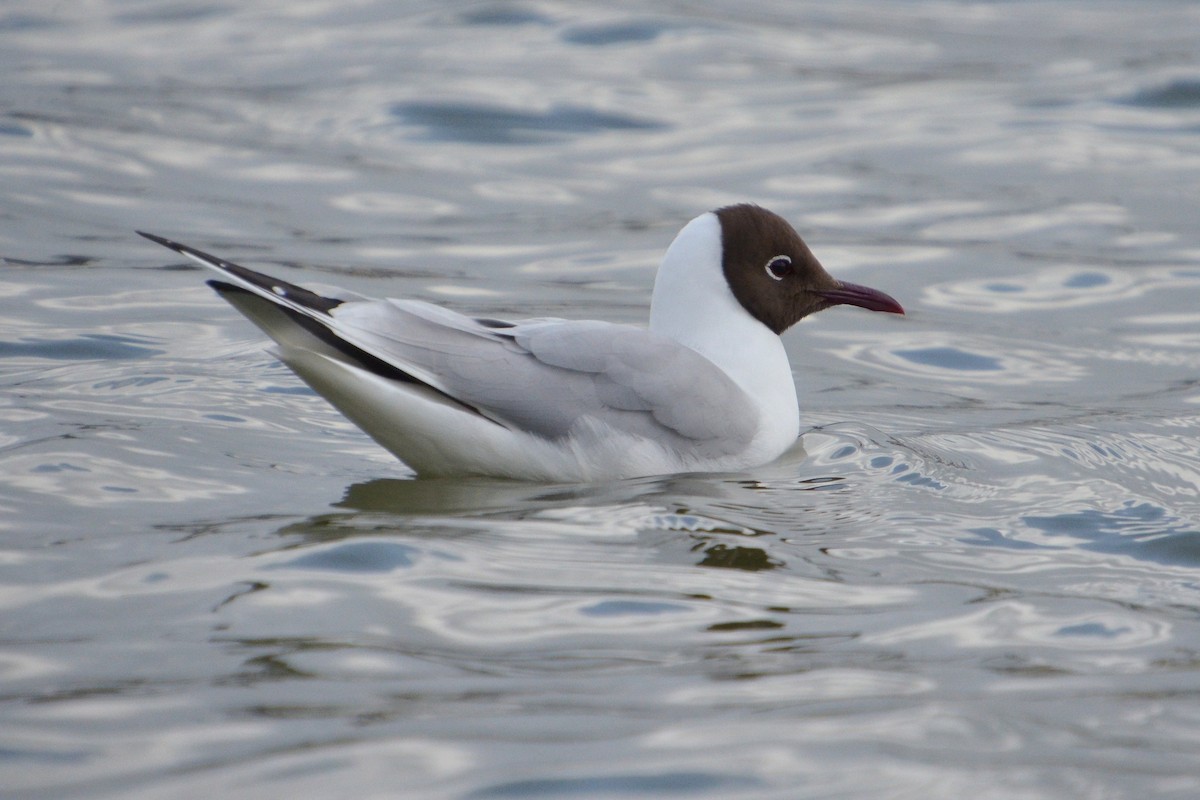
[764,255,792,281]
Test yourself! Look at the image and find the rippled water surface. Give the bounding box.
[4,1,1200,797]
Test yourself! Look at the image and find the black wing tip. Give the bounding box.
[138,229,244,275]
[142,230,344,315]
[137,230,218,265]
[206,278,242,294]
[136,230,184,251]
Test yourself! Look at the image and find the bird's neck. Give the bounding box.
[649,213,797,409]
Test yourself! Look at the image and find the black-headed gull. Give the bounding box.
[139,204,902,481]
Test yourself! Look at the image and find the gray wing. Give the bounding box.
[333,299,759,454]
[133,231,757,455]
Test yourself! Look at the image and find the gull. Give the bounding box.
[139,204,902,481]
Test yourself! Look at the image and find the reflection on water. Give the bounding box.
[696,543,781,572]
[465,772,763,799]
[1024,503,1200,566]
[392,101,666,144]
[894,346,1003,371]
[4,1,1200,799]
[0,333,164,360]
[1122,78,1200,108]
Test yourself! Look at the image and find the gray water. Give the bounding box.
[4,1,1200,797]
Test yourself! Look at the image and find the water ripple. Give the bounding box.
[923,265,1139,312]
[561,19,681,47]
[0,333,163,361]
[467,771,762,798]
[1121,78,1200,108]
[920,203,1128,243]
[823,330,1085,385]
[865,600,1171,652]
[0,451,246,506]
[390,101,666,145]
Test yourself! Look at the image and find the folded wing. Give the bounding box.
[138,232,758,457]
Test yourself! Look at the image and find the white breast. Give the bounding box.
[649,212,801,464]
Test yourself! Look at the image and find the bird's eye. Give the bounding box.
[764,255,793,281]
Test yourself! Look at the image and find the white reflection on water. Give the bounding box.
[865,601,1171,651]
[2,452,247,505]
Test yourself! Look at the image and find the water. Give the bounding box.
[4,1,1200,797]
